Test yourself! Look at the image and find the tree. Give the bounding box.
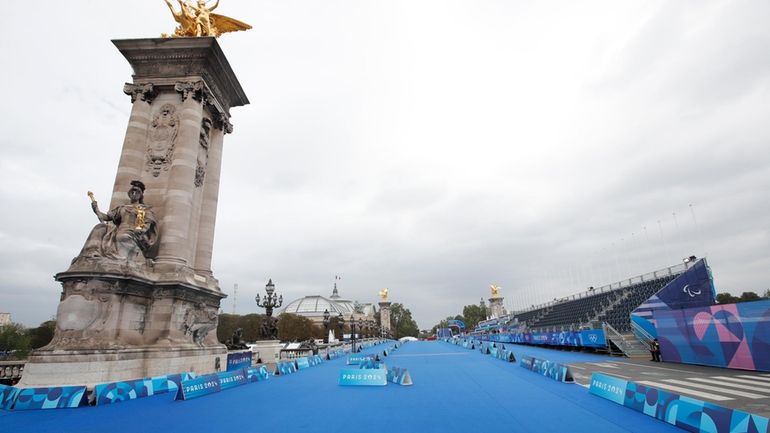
[462,304,488,330]
[739,292,761,302]
[0,323,31,359]
[389,303,419,339]
[28,320,56,349]
[716,293,739,304]
[277,313,322,341]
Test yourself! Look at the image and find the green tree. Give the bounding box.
[28,320,56,349]
[277,313,322,341]
[0,323,31,358]
[739,292,762,302]
[462,304,488,330]
[389,303,419,339]
[716,292,739,304]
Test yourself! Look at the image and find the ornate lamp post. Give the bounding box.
[358,318,363,343]
[350,315,357,353]
[255,279,283,340]
[322,309,330,344]
[337,313,344,344]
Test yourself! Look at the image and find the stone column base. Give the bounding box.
[250,340,283,369]
[18,345,225,387]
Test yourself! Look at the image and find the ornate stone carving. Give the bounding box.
[146,104,179,177]
[174,80,209,102]
[123,83,157,103]
[182,303,218,346]
[212,111,233,134]
[194,118,212,187]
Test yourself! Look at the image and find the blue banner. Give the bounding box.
[483,329,606,348]
[95,372,193,405]
[179,374,221,400]
[13,386,88,410]
[218,369,248,391]
[338,368,387,386]
[226,351,253,371]
[0,384,20,411]
[246,366,270,382]
[387,367,413,386]
[519,356,573,383]
[275,361,297,375]
[589,372,770,433]
[296,357,310,370]
[347,354,375,365]
[309,355,324,366]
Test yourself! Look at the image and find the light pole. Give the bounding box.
[350,315,357,353]
[337,312,344,345]
[255,279,283,339]
[322,309,330,344]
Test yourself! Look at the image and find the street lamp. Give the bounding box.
[358,318,363,342]
[350,315,357,353]
[255,279,283,339]
[337,312,344,344]
[322,309,330,344]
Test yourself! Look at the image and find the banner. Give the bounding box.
[179,374,221,400]
[309,355,324,366]
[590,373,770,433]
[0,384,20,411]
[519,356,573,383]
[347,354,375,365]
[485,329,606,349]
[296,357,310,370]
[95,372,194,405]
[275,361,297,375]
[246,366,270,382]
[226,351,253,371]
[338,368,387,386]
[13,386,88,410]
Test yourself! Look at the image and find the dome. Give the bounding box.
[281,295,346,316]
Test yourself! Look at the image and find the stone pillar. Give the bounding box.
[488,296,505,319]
[21,38,249,387]
[379,301,392,336]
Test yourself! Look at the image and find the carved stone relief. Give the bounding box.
[146,104,179,177]
[123,83,157,104]
[181,303,218,346]
[194,118,212,187]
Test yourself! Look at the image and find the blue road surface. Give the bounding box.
[1,341,679,433]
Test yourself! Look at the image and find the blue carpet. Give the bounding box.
[1,342,677,433]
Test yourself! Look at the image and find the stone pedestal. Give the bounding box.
[251,340,283,369]
[488,296,505,319]
[379,301,392,335]
[20,38,248,387]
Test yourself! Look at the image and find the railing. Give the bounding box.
[0,361,25,382]
[632,320,655,347]
[511,262,689,316]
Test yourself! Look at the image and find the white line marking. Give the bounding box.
[664,379,768,399]
[635,381,733,401]
[739,375,770,382]
[711,376,770,388]
[689,377,770,394]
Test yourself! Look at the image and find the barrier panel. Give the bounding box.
[338,368,387,386]
[589,372,770,433]
[0,384,20,410]
[309,355,324,366]
[95,372,194,405]
[296,357,311,370]
[13,386,88,410]
[275,361,297,376]
[495,349,515,362]
[179,373,221,400]
[246,366,270,382]
[519,356,573,383]
[226,351,253,371]
[386,367,412,386]
[348,354,376,365]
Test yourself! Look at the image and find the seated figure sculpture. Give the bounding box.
[76,180,159,264]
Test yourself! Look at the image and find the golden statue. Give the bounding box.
[378,288,389,301]
[490,284,501,298]
[162,0,252,38]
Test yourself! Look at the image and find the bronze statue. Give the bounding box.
[77,181,159,263]
[162,0,251,38]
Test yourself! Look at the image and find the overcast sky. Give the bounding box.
[1,0,768,329]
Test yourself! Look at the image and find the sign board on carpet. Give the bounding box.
[338,368,387,386]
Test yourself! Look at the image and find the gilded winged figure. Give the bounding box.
[162,0,252,38]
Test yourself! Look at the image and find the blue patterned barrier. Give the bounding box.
[226,351,253,371]
[218,369,248,391]
[13,386,88,410]
[246,366,270,382]
[519,356,573,383]
[296,357,311,370]
[386,367,412,386]
[179,373,221,400]
[309,355,324,366]
[95,372,194,405]
[348,354,375,365]
[1,384,20,411]
[495,348,515,362]
[589,372,770,433]
[275,360,297,375]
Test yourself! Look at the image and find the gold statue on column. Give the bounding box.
[490,284,501,298]
[162,0,252,38]
[379,288,389,301]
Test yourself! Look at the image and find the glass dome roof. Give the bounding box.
[281,296,346,315]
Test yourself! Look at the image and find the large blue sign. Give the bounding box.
[338,368,387,386]
[484,329,606,348]
[13,386,88,410]
[179,374,221,400]
[588,372,627,404]
[218,369,248,391]
[519,356,574,383]
[226,351,253,371]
